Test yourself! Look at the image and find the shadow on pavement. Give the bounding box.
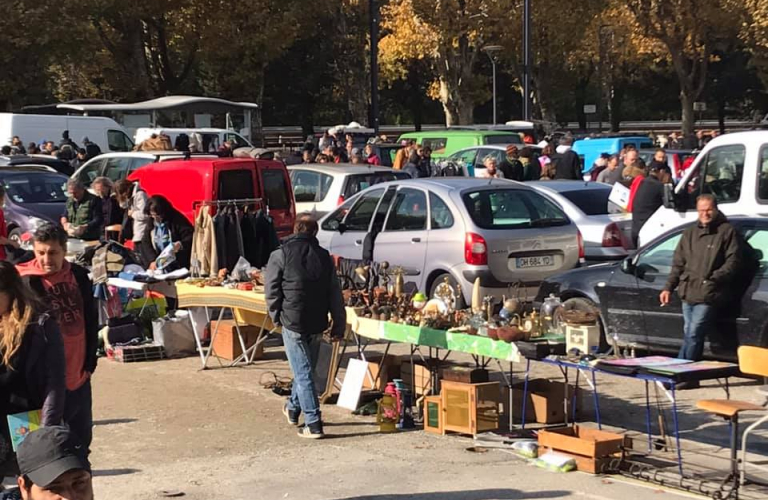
[92,468,141,477]
[94,418,138,426]
[332,490,570,500]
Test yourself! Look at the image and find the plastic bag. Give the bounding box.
[512,440,539,459]
[155,243,176,270]
[232,256,255,282]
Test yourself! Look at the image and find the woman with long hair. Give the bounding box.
[0,262,66,474]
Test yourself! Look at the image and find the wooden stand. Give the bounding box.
[424,395,443,434]
[440,381,499,436]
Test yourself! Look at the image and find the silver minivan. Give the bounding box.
[316,178,582,303]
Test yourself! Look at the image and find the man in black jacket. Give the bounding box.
[660,195,742,366]
[17,223,98,451]
[631,165,672,247]
[265,215,346,439]
[552,136,582,180]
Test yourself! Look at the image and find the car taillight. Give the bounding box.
[464,233,488,265]
[602,223,625,248]
[337,195,345,206]
[577,230,585,260]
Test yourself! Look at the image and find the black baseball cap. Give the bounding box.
[17,426,90,488]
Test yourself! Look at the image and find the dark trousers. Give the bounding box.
[64,378,93,452]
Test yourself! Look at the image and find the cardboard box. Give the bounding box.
[361,355,400,391]
[537,425,624,458]
[400,361,434,395]
[211,320,264,361]
[509,379,575,424]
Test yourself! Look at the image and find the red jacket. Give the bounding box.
[627,175,646,212]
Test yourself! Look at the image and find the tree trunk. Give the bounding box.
[717,97,726,134]
[680,90,695,138]
[438,78,473,126]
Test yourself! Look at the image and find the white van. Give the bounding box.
[638,130,768,246]
[0,113,134,152]
[134,127,252,152]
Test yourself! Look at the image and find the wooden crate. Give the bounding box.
[111,343,165,363]
[400,361,434,396]
[441,380,499,436]
[537,425,624,458]
[210,320,264,361]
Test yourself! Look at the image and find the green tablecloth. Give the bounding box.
[350,314,521,363]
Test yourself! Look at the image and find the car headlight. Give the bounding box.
[28,216,48,230]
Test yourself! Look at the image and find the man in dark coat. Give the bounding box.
[499,145,524,181]
[18,224,99,452]
[552,136,582,180]
[661,195,742,368]
[631,166,672,247]
[265,215,346,439]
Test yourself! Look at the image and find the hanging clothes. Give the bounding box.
[241,209,280,268]
[191,207,219,277]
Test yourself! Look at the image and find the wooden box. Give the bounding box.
[400,361,434,395]
[441,380,499,436]
[537,425,624,458]
[510,379,575,424]
[211,320,264,361]
[423,395,443,434]
[441,367,489,384]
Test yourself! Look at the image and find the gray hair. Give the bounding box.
[483,155,497,164]
[66,178,85,190]
[91,176,113,189]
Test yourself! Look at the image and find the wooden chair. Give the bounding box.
[696,346,768,496]
[105,224,122,241]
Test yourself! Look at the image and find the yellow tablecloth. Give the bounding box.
[175,283,278,330]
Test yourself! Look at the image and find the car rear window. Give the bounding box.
[484,134,522,145]
[219,169,255,200]
[3,173,67,203]
[560,189,611,215]
[462,189,569,229]
[343,172,407,199]
[262,169,290,210]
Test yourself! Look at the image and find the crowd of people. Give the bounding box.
[1,131,102,172]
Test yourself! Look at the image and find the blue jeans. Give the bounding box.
[282,327,322,426]
[679,302,714,361]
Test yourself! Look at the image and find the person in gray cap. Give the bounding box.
[15,426,92,500]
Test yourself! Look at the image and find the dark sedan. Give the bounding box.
[535,217,768,360]
[0,154,74,176]
[0,167,68,243]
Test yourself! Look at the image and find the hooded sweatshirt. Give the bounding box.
[17,260,88,391]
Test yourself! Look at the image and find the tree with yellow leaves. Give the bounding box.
[626,0,747,137]
[379,0,507,126]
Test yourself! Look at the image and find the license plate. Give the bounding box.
[514,256,554,269]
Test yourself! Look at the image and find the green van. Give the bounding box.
[398,130,522,160]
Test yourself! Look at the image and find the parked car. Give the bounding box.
[288,164,409,217]
[637,149,696,180]
[134,127,252,152]
[317,178,582,303]
[445,144,542,177]
[71,151,217,188]
[0,154,74,176]
[526,181,633,260]
[573,136,654,176]
[397,130,523,160]
[638,131,768,246]
[0,113,134,153]
[535,217,768,359]
[128,157,296,238]
[0,166,68,243]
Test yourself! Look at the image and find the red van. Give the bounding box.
[128,158,296,237]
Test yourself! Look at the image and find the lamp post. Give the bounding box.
[483,45,503,125]
[522,0,532,121]
[369,0,380,134]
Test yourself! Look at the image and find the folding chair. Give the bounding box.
[696,346,768,497]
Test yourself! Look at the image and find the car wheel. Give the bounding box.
[562,297,609,352]
[429,273,466,310]
[8,227,23,245]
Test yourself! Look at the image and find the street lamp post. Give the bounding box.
[523,0,532,121]
[483,45,503,125]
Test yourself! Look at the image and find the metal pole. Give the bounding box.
[369,0,380,134]
[523,0,532,120]
[492,59,497,125]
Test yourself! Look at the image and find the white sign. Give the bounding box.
[693,102,707,112]
[608,182,631,211]
[336,358,369,411]
[583,104,597,114]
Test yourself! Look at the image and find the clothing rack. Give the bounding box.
[193,197,264,209]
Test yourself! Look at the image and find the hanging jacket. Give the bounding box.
[191,208,219,276]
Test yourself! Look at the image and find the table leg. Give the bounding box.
[573,369,580,424]
[229,313,250,367]
[591,370,601,430]
[671,385,684,475]
[645,380,653,452]
[510,361,514,431]
[521,359,531,429]
[202,308,227,370]
[563,367,570,426]
[189,306,207,368]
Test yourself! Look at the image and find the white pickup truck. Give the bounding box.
[638,130,768,245]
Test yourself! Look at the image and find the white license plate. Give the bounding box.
[515,256,554,269]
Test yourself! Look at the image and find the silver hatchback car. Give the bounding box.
[316,178,582,303]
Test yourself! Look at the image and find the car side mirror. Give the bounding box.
[662,183,676,209]
[337,222,347,234]
[620,257,636,275]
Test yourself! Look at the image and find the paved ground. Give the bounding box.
[88,341,768,500]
